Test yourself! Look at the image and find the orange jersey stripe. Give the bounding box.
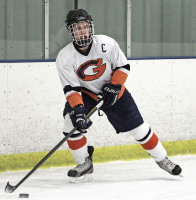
[81,89,98,101]
[67,135,87,150]
[111,70,128,85]
[141,133,159,150]
[66,92,84,108]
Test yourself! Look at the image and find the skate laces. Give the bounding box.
[157,157,176,171]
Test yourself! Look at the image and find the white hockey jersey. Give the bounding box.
[56,35,130,107]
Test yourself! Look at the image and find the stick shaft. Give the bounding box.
[6,101,103,192]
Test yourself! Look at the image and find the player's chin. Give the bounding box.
[80,35,89,40]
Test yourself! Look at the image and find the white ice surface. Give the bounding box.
[0,155,196,200]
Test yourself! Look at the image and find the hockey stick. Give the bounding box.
[5,101,103,193]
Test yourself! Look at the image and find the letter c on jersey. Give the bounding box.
[77,58,106,81]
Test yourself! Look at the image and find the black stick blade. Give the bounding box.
[5,182,16,193]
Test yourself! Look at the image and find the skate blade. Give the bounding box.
[178,174,183,178]
[68,173,93,183]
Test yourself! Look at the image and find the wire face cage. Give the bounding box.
[67,20,94,47]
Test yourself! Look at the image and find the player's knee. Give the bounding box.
[130,122,152,142]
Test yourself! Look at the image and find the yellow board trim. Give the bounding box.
[1,140,196,172]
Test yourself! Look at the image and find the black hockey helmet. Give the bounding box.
[65,9,93,28]
[65,9,94,47]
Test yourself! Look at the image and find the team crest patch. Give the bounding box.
[77,58,106,81]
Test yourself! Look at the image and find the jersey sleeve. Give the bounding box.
[56,52,84,107]
[110,40,130,86]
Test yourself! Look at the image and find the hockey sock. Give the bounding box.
[67,135,89,165]
[131,123,167,162]
[140,132,167,162]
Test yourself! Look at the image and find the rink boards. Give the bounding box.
[0,59,196,171]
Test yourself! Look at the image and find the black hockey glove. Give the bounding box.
[98,83,122,109]
[69,104,92,132]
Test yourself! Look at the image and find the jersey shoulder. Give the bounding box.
[93,35,117,46]
[56,42,75,66]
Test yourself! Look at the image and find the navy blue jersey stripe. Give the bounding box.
[63,85,81,95]
[114,64,130,71]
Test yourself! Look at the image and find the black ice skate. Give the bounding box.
[156,157,182,176]
[68,146,94,183]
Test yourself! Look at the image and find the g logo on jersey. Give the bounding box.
[77,58,106,81]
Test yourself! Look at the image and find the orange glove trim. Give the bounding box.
[111,70,128,85]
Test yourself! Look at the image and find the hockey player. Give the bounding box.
[56,9,182,183]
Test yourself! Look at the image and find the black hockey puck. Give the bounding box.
[19,193,29,198]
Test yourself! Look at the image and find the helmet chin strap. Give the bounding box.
[73,41,93,54]
[74,38,92,47]
[73,41,89,48]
